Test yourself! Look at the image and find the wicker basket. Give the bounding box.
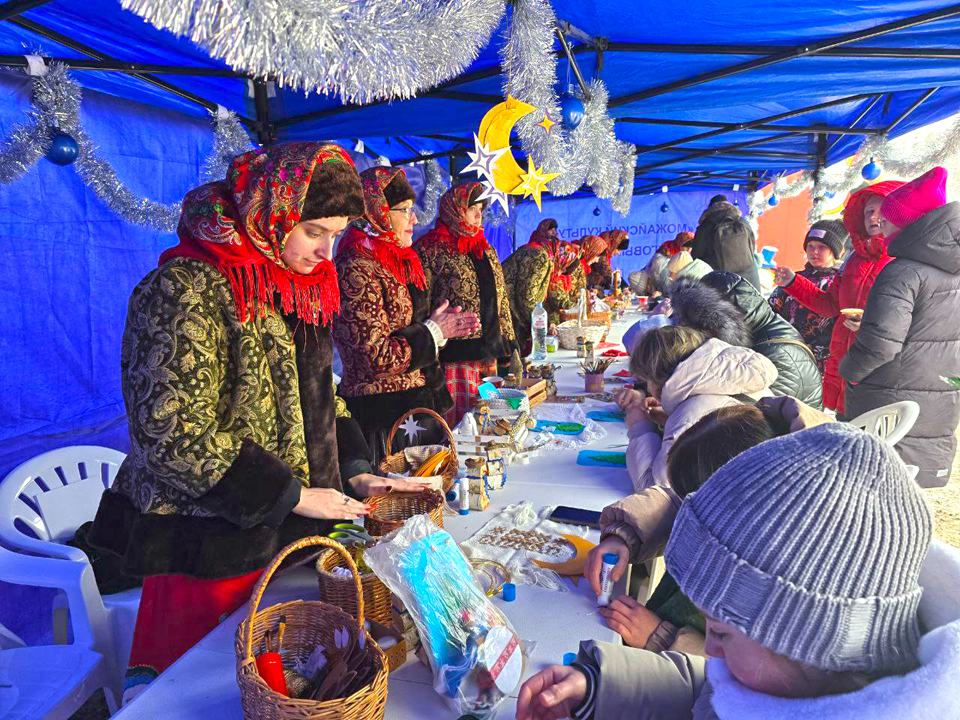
[316,549,393,627]
[556,320,608,350]
[560,308,613,326]
[235,536,388,720]
[379,407,458,493]
[363,489,444,537]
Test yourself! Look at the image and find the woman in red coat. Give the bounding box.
[773,181,903,416]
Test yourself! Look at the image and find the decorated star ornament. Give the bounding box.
[399,416,425,443]
[515,158,560,211]
[536,112,556,134]
[477,179,511,215]
[463,133,508,182]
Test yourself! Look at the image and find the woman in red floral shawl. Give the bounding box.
[334,167,479,460]
[88,143,414,702]
[416,183,516,425]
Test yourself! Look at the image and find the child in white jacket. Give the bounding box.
[617,325,777,492]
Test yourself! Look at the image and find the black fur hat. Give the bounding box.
[302,160,365,220]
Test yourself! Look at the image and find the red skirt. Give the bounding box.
[443,359,497,427]
[123,569,261,704]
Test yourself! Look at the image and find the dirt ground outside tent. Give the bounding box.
[927,424,960,548]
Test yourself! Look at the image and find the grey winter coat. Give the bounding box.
[839,202,960,488]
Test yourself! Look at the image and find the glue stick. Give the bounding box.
[597,553,618,606]
[459,475,470,515]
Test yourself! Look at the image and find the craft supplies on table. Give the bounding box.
[586,410,626,423]
[464,458,490,511]
[576,450,627,468]
[365,516,528,718]
[364,489,445,536]
[379,408,459,493]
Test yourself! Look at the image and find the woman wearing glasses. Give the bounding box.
[334,167,480,460]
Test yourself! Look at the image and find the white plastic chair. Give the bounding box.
[847,401,920,448]
[0,446,136,713]
[0,543,118,717]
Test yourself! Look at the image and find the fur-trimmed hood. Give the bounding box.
[669,280,752,347]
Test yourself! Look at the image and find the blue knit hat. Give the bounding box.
[665,423,932,673]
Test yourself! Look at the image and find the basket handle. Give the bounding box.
[385,407,458,470]
[243,536,364,659]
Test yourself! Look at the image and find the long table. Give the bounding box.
[114,317,641,720]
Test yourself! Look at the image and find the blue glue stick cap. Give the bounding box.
[446,490,457,502]
[602,553,619,565]
[459,508,469,515]
[563,652,577,666]
[502,582,516,601]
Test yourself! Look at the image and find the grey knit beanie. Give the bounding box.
[664,423,932,673]
[804,219,848,260]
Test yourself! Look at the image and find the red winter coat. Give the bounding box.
[784,181,904,414]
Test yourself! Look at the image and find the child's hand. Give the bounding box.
[516,665,587,720]
[843,318,861,332]
[773,266,795,287]
[599,595,663,648]
[643,397,668,427]
[584,536,630,596]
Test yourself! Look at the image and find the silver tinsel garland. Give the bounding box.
[501,0,636,215]
[748,114,960,226]
[0,61,252,231]
[415,158,446,225]
[120,0,505,103]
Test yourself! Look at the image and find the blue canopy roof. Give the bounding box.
[4,0,960,197]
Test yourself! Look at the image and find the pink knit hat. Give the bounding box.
[881,166,948,229]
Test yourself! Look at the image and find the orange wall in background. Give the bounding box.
[756,188,814,270]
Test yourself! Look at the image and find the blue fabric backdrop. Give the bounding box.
[513,190,748,277]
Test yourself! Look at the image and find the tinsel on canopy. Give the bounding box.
[119,0,506,102]
[0,60,252,231]
[501,0,636,215]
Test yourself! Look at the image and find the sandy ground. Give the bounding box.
[927,425,960,548]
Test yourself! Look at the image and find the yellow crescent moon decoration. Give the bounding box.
[477,96,560,210]
[531,534,596,586]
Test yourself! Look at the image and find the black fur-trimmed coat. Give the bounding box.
[670,272,824,409]
[89,258,372,580]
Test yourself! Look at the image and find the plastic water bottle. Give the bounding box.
[531,302,548,361]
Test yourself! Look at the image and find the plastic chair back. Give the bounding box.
[847,401,920,448]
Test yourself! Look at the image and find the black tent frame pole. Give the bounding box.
[0,55,247,76]
[555,25,590,98]
[6,17,258,126]
[885,87,938,133]
[632,93,875,156]
[607,4,960,108]
[0,0,54,21]
[603,41,960,59]
[619,118,880,135]
[634,132,808,174]
[252,78,273,146]
[825,94,884,154]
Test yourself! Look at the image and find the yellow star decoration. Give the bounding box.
[514,158,560,211]
[537,112,556,134]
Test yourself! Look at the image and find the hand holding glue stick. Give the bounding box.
[597,553,619,606]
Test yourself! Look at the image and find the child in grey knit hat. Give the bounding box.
[517,424,959,720]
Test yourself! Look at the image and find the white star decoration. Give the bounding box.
[463,133,507,182]
[477,179,510,215]
[399,416,425,443]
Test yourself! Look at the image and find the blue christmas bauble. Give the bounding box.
[560,96,585,130]
[825,191,836,199]
[660,202,669,213]
[768,194,780,207]
[46,132,79,166]
[862,158,881,181]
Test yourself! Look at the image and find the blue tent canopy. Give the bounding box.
[4,0,960,193]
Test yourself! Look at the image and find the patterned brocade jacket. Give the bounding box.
[89,257,370,579]
[545,263,586,327]
[502,244,552,354]
[415,237,516,362]
[332,248,452,451]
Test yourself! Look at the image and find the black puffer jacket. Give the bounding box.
[671,272,824,409]
[690,201,761,291]
[840,202,960,488]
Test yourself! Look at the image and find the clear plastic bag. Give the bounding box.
[364,514,527,718]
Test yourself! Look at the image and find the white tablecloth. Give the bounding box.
[114,317,642,720]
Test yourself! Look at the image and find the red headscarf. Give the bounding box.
[842,181,907,260]
[548,241,580,293]
[600,229,629,258]
[656,231,694,257]
[575,235,608,274]
[160,142,355,326]
[337,167,426,289]
[428,183,490,259]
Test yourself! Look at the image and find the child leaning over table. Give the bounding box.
[516,424,960,720]
[614,325,777,492]
[590,403,792,655]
